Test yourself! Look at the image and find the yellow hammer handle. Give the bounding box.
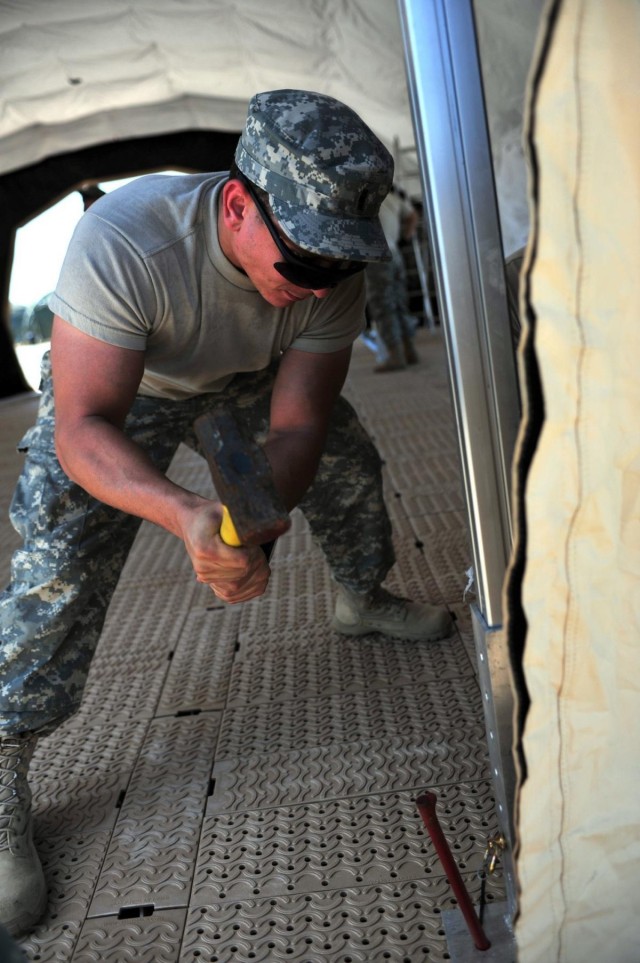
[220,505,242,547]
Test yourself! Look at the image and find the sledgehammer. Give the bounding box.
[194,408,291,548]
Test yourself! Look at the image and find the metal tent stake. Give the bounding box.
[416,791,491,951]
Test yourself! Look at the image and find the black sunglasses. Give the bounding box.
[243,180,366,290]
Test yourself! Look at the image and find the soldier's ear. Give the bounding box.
[221,178,251,233]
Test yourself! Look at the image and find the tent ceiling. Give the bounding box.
[0,0,419,187]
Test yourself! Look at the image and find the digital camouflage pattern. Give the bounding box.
[235,89,393,262]
[366,248,414,350]
[0,355,395,737]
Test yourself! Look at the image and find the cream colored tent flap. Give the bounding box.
[513,0,640,959]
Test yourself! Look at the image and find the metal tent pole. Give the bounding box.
[397,0,521,915]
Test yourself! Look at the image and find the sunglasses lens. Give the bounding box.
[274,260,365,290]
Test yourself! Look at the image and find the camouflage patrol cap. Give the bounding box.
[235,89,394,261]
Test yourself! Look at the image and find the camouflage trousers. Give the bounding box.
[366,246,413,350]
[0,354,394,737]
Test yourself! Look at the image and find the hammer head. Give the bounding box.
[194,408,291,546]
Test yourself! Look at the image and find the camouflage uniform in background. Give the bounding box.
[0,354,394,737]
[366,247,413,352]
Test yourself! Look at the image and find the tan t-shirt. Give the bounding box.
[50,173,366,399]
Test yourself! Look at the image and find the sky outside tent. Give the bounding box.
[9,173,182,309]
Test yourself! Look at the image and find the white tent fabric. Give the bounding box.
[0,0,414,178]
[514,0,640,959]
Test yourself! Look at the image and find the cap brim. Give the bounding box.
[270,197,391,262]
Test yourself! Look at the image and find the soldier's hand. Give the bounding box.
[181,502,270,603]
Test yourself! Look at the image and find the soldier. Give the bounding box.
[0,89,453,935]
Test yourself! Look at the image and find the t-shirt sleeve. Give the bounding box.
[289,272,366,353]
[48,212,156,351]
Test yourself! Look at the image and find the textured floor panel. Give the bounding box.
[182,875,501,963]
[96,575,199,660]
[385,452,463,504]
[404,508,469,539]
[72,909,186,963]
[165,444,213,496]
[374,433,460,470]
[18,919,82,963]
[226,627,474,708]
[88,714,221,916]
[78,663,169,724]
[369,409,456,437]
[208,730,490,815]
[269,527,321,564]
[415,529,474,606]
[245,551,334,606]
[192,780,499,904]
[236,582,336,636]
[32,831,113,924]
[216,674,484,758]
[30,718,150,837]
[155,607,242,715]
[120,536,196,580]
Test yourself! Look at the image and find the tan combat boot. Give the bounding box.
[331,585,453,642]
[0,735,46,937]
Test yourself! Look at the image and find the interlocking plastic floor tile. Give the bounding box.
[192,781,499,904]
[97,576,198,660]
[226,627,474,707]
[182,876,497,963]
[18,918,82,963]
[246,553,335,606]
[376,435,461,471]
[166,444,213,496]
[89,714,221,916]
[400,484,468,517]
[30,718,150,836]
[79,664,168,724]
[403,508,470,538]
[236,580,336,636]
[208,731,490,815]
[155,607,241,715]
[119,527,196,581]
[33,831,113,924]
[414,529,474,605]
[216,675,484,758]
[269,527,321,564]
[72,909,186,962]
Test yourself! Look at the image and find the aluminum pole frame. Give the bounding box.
[397,0,520,627]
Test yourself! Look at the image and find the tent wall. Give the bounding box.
[513,0,640,958]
